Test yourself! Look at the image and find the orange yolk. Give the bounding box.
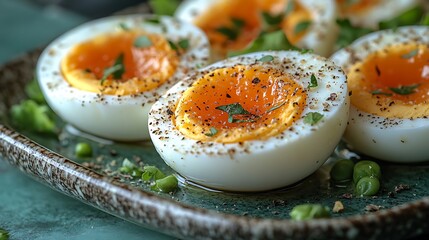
[336,0,379,14]
[348,43,429,118]
[193,0,311,56]
[61,30,179,95]
[174,65,307,143]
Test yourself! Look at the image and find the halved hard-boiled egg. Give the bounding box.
[148,51,349,192]
[175,0,338,58]
[335,0,423,29]
[37,14,210,141]
[331,26,429,162]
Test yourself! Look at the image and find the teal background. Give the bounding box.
[0,0,174,239]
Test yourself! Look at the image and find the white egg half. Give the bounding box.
[37,14,210,141]
[331,26,429,162]
[175,0,338,57]
[337,0,423,29]
[148,51,349,192]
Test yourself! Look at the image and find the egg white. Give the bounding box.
[338,0,423,29]
[331,26,429,162]
[148,51,349,192]
[37,14,210,141]
[175,0,338,57]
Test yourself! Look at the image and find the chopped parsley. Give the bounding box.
[144,16,161,24]
[309,74,318,88]
[205,127,218,137]
[149,0,180,16]
[378,6,425,30]
[389,84,420,95]
[134,36,153,48]
[118,22,129,31]
[215,103,260,123]
[142,165,166,182]
[335,19,372,49]
[266,102,286,113]
[0,228,9,240]
[284,0,295,16]
[10,99,56,134]
[401,49,419,59]
[216,18,246,40]
[25,78,45,104]
[294,20,312,34]
[168,38,190,51]
[371,90,392,96]
[229,30,298,57]
[303,112,324,126]
[258,55,275,62]
[100,53,125,85]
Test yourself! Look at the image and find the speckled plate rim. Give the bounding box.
[1,46,429,240]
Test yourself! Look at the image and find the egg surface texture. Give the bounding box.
[175,0,338,58]
[335,0,423,28]
[37,15,210,141]
[331,26,429,162]
[149,51,349,192]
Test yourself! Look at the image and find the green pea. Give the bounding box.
[75,142,93,157]
[0,228,9,240]
[289,204,331,220]
[152,175,178,193]
[330,159,354,182]
[355,176,380,196]
[353,160,381,183]
[142,166,166,182]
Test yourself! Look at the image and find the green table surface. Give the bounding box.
[0,0,174,239]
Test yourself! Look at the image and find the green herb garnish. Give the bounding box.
[290,204,331,220]
[401,49,419,59]
[119,22,129,31]
[215,103,260,123]
[100,53,125,85]
[335,19,372,49]
[294,20,311,34]
[258,55,275,62]
[0,228,9,240]
[378,6,424,30]
[303,112,324,126]
[142,165,166,182]
[149,0,180,16]
[216,18,246,40]
[284,0,295,16]
[10,99,56,134]
[421,13,429,25]
[371,89,392,96]
[168,39,190,51]
[389,84,420,95]
[144,16,161,24]
[151,175,178,193]
[266,102,286,113]
[229,30,298,57]
[134,36,153,48]
[309,74,318,88]
[25,78,45,104]
[205,127,218,137]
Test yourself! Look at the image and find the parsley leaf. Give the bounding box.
[303,112,324,126]
[266,101,286,113]
[229,30,298,57]
[149,0,180,16]
[119,22,129,31]
[371,90,392,96]
[379,6,424,30]
[294,20,312,34]
[401,49,419,59]
[335,19,372,49]
[178,39,190,50]
[25,78,45,104]
[134,36,153,48]
[215,103,260,123]
[10,99,56,134]
[284,0,295,16]
[309,74,318,88]
[258,55,275,62]
[421,13,429,25]
[389,84,420,95]
[100,53,125,85]
[205,127,218,137]
[0,228,9,240]
[216,18,246,41]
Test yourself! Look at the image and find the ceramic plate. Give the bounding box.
[1,24,429,240]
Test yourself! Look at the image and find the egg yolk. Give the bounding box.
[174,65,307,143]
[61,30,179,95]
[336,0,380,15]
[348,43,429,118]
[193,0,311,56]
